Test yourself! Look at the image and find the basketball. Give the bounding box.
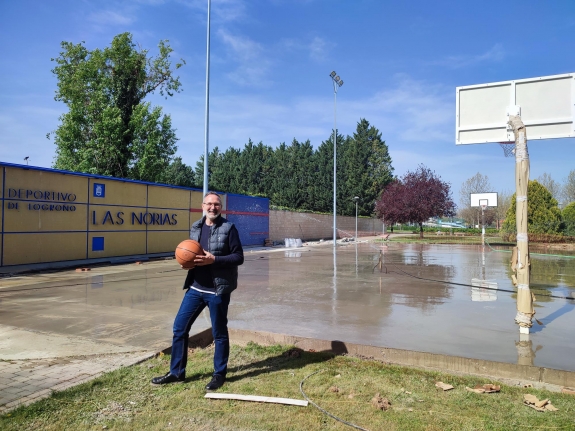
[175,239,204,269]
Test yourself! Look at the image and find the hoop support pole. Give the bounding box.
[508,115,534,334]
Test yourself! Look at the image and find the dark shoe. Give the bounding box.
[205,374,225,391]
[151,372,185,385]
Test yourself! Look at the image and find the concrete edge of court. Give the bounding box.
[174,327,575,391]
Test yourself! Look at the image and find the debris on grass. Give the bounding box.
[523,394,558,412]
[435,381,454,391]
[371,393,391,411]
[561,387,575,395]
[328,386,340,393]
[465,384,501,394]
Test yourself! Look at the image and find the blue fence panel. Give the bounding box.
[225,194,269,247]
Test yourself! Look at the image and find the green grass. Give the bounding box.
[2,344,574,430]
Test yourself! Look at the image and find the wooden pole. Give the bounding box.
[508,115,534,334]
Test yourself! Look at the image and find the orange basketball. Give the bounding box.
[175,239,204,269]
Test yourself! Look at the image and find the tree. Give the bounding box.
[375,165,455,238]
[402,165,456,237]
[236,140,274,196]
[562,202,575,236]
[502,180,562,235]
[270,139,314,209]
[187,117,393,214]
[49,32,184,180]
[375,179,405,232]
[459,172,492,227]
[341,119,393,216]
[494,190,513,229]
[562,170,575,205]
[536,173,561,201]
[194,148,223,192]
[159,157,196,187]
[458,206,497,228]
[209,147,241,193]
[311,131,346,213]
[129,102,178,182]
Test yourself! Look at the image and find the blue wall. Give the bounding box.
[225,194,269,247]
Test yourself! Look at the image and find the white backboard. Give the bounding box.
[470,192,497,207]
[456,73,575,145]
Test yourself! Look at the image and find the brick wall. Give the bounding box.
[269,210,382,242]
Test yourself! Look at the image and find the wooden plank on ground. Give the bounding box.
[205,392,308,407]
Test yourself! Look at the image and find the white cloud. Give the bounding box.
[280,36,333,62]
[308,36,329,61]
[343,74,454,143]
[88,10,136,26]
[431,43,505,69]
[175,0,246,23]
[217,29,272,86]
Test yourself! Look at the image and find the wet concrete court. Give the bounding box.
[1,241,575,410]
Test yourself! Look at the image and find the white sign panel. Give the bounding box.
[456,73,575,145]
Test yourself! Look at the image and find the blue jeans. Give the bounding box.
[170,288,231,379]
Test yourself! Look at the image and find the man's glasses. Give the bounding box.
[203,202,221,207]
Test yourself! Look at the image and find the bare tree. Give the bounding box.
[536,173,561,201]
[562,170,575,205]
[459,173,492,228]
[495,190,513,229]
[457,207,475,227]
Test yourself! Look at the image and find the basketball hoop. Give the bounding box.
[499,141,515,157]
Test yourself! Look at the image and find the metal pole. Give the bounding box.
[202,0,211,197]
[333,87,337,247]
[355,198,358,240]
[481,206,485,245]
[329,72,343,248]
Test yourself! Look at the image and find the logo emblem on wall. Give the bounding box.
[94,183,105,198]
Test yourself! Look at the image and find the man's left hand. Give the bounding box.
[194,251,215,266]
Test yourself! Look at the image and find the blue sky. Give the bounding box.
[1,0,574,205]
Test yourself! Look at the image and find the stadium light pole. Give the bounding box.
[330,71,343,247]
[354,196,359,241]
[202,0,211,198]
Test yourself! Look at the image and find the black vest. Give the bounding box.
[183,216,239,295]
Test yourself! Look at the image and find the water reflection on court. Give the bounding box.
[231,242,575,372]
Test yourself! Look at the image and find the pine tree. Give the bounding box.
[341,119,393,216]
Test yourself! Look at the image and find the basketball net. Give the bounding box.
[499,141,515,157]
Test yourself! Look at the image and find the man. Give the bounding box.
[152,192,244,390]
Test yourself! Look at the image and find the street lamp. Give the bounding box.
[354,196,359,241]
[330,71,343,247]
[203,0,211,198]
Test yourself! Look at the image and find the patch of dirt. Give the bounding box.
[93,401,134,423]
